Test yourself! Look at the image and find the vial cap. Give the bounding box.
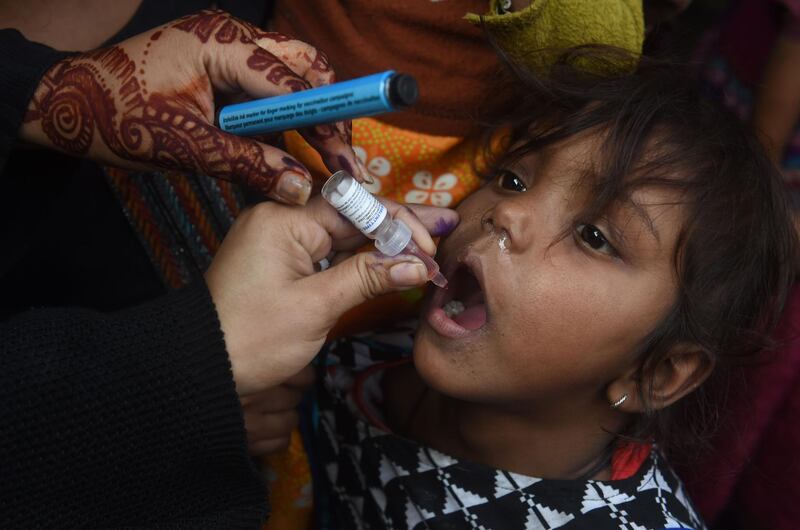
[388,74,419,108]
[321,170,356,208]
[375,218,413,257]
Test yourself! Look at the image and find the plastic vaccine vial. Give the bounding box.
[322,171,447,288]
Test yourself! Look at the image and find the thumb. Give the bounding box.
[303,252,428,319]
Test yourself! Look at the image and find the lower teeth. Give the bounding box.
[443,300,465,317]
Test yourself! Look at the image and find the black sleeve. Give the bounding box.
[105,0,271,46]
[0,282,267,528]
[0,29,71,172]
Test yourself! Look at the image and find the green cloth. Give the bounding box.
[465,0,644,73]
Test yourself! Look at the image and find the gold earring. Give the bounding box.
[611,394,628,409]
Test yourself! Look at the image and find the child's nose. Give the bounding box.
[483,197,532,251]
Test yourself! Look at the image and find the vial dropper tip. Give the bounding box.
[431,272,448,289]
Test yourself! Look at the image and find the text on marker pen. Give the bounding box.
[218,71,418,136]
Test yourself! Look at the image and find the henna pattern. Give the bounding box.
[260,31,293,44]
[174,10,350,149]
[172,10,247,44]
[246,48,309,93]
[311,50,333,79]
[25,63,99,154]
[176,11,359,176]
[173,11,318,95]
[25,43,285,194]
[171,9,287,45]
[24,10,353,197]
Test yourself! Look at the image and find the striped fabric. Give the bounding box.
[104,167,244,289]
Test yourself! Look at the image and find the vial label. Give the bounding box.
[334,178,387,233]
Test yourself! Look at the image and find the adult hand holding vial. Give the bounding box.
[322,170,448,288]
[205,195,457,396]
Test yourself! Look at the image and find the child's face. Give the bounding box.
[415,131,685,409]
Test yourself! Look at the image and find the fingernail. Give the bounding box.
[389,259,427,287]
[358,158,374,184]
[272,171,312,205]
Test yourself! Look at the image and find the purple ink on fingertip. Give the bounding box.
[431,217,458,237]
[337,155,354,174]
[281,156,306,171]
[281,156,306,170]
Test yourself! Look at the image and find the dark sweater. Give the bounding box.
[0,1,272,527]
[0,285,267,528]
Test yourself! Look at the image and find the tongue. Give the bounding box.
[452,303,487,330]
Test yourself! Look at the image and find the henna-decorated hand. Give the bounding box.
[20,9,369,205]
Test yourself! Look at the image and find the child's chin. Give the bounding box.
[411,339,489,402]
[414,325,478,371]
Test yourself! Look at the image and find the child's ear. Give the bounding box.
[606,345,715,413]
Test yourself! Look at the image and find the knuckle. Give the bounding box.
[283,389,304,408]
[270,437,292,454]
[395,205,422,227]
[251,200,281,221]
[243,411,258,429]
[249,411,295,439]
[263,412,297,437]
[275,410,298,430]
[285,410,300,429]
[354,255,388,299]
[400,205,423,223]
[245,422,265,441]
[288,391,306,408]
[250,436,290,456]
[292,366,316,388]
[268,391,294,411]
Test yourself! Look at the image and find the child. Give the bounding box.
[307,54,797,529]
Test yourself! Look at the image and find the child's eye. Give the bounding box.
[576,224,617,256]
[495,170,527,192]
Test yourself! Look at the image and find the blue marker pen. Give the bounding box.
[218,70,418,136]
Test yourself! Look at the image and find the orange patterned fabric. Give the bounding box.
[287,117,484,207]
[261,431,314,530]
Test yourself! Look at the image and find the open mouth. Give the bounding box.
[426,259,488,338]
[442,264,487,330]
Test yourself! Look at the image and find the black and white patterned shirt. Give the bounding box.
[311,325,707,530]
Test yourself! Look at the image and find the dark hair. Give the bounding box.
[480,47,798,458]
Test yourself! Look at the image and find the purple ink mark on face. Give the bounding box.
[337,155,354,175]
[431,217,458,237]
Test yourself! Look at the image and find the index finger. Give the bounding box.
[251,35,370,184]
[304,192,459,256]
[252,33,335,88]
[380,200,450,257]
